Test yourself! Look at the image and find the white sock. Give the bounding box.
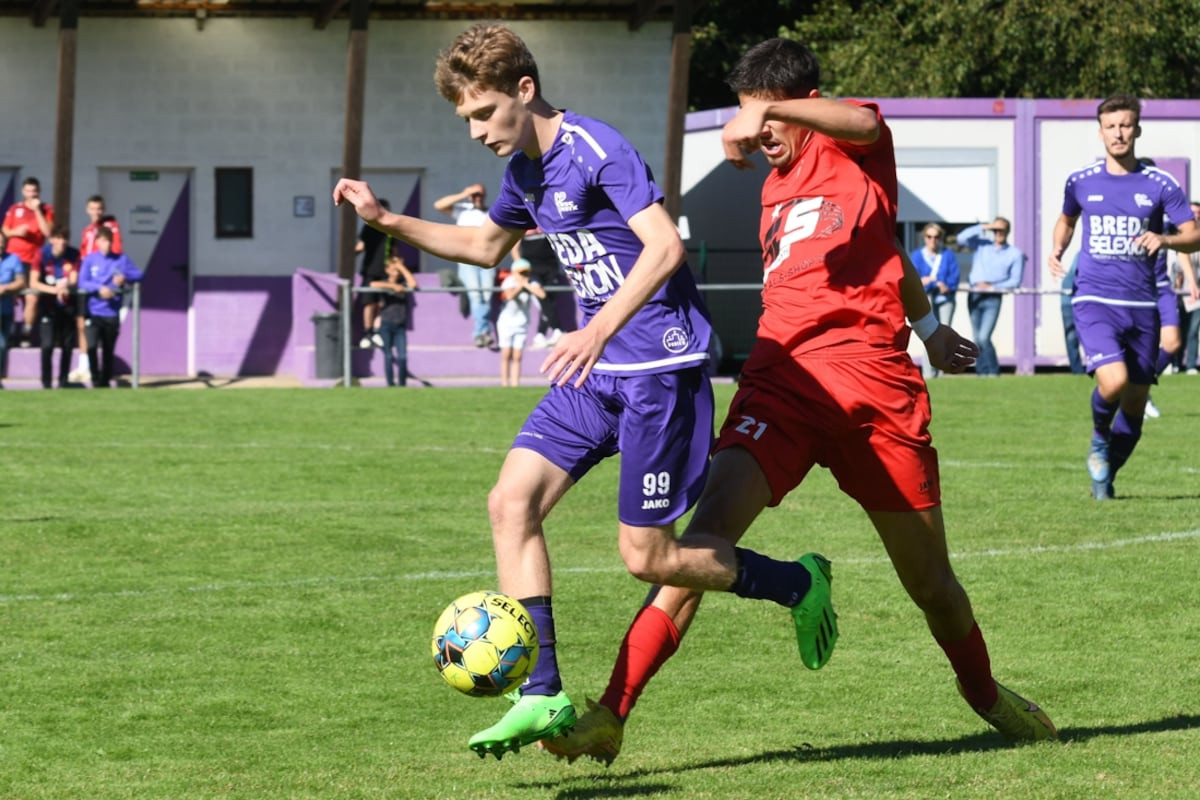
[77,353,90,371]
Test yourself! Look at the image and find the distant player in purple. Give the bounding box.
[335,23,733,759]
[1049,94,1199,500]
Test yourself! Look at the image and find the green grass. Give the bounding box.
[1,375,1198,799]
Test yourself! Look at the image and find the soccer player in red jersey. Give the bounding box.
[2,176,54,346]
[544,38,1055,764]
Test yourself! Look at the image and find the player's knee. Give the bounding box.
[908,574,966,617]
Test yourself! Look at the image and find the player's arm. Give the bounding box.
[541,202,686,387]
[722,96,878,169]
[334,178,520,268]
[1137,218,1200,256]
[897,245,978,374]
[1048,213,1078,280]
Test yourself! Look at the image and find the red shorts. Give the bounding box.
[715,350,940,512]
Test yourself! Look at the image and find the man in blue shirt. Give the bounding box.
[958,217,1025,376]
[0,231,28,387]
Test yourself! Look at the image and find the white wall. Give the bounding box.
[0,17,674,277]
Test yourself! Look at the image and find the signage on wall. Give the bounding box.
[129,170,159,182]
[129,203,161,235]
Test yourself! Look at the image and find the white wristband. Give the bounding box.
[910,310,938,342]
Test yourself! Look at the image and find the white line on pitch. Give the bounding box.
[1,530,1197,606]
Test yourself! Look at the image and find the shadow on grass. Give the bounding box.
[523,713,1200,800]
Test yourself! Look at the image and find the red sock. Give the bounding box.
[937,622,999,711]
[599,605,681,722]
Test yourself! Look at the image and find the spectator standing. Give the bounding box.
[368,255,418,387]
[77,227,143,388]
[1060,254,1086,374]
[72,196,122,384]
[959,217,1025,376]
[2,177,54,347]
[434,184,495,348]
[356,198,392,349]
[518,228,565,348]
[495,258,545,386]
[1180,200,1200,374]
[31,225,79,388]
[0,231,28,387]
[911,222,960,378]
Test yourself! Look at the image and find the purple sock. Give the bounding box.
[1091,387,1118,439]
[520,597,562,696]
[1155,348,1174,376]
[730,547,812,607]
[1109,409,1143,476]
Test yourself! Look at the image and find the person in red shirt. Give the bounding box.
[544,38,1054,765]
[70,195,123,383]
[2,176,54,346]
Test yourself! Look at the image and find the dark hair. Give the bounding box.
[726,38,820,100]
[94,226,114,242]
[50,224,69,239]
[22,176,40,188]
[1097,93,1141,124]
[87,194,105,205]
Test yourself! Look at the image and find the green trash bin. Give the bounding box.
[312,312,342,379]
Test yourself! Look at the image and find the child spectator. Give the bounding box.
[32,225,79,388]
[0,231,28,387]
[77,226,142,388]
[368,255,418,386]
[495,258,545,387]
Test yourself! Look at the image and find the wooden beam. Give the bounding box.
[336,0,369,282]
[313,0,348,30]
[32,0,58,27]
[661,0,690,222]
[52,0,78,233]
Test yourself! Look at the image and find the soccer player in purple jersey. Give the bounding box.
[334,24,834,760]
[1049,94,1199,500]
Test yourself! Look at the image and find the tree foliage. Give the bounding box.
[689,0,1200,108]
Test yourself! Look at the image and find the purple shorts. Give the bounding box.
[1072,300,1159,383]
[513,367,714,527]
[1157,286,1180,328]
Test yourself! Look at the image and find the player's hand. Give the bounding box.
[1134,230,1166,255]
[1047,253,1066,280]
[332,179,385,224]
[540,326,605,388]
[924,324,978,374]
[721,101,770,170]
[99,286,115,299]
[26,197,41,211]
[465,183,485,196]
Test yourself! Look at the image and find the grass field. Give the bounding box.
[2,375,1198,800]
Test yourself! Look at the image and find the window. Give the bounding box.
[215,167,253,238]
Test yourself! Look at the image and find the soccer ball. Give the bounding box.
[431,591,539,697]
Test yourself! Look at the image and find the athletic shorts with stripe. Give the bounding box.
[513,366,714,527]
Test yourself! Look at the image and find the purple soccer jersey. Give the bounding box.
[1064,160,1193,306]
[489,110,712,376]
[1062,161,1191,376]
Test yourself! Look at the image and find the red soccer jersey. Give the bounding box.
[81,217,123,256]
[3,202,54,263]
[753,101,905,358]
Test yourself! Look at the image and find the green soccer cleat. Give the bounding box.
[540,697,624,766]
[793,553,838,670]
[958,680,1058,742]
[468,690,576,760]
